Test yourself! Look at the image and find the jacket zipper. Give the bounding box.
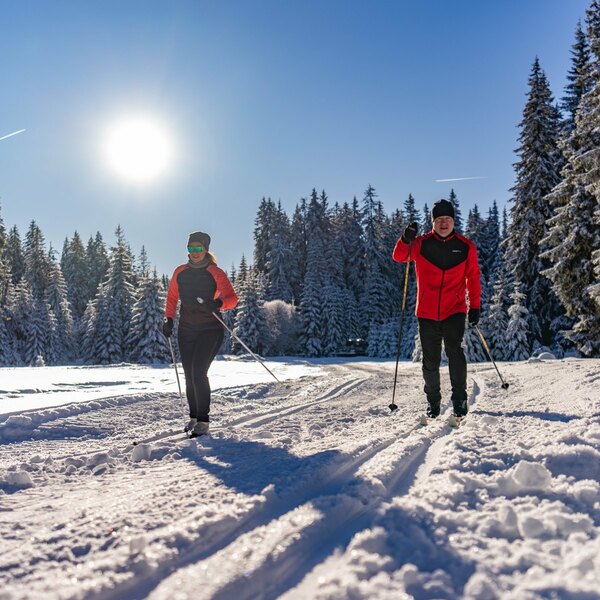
[438,270,445,320]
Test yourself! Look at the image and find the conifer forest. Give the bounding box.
[1,4,599,367]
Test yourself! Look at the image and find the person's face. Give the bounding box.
[187,243,207,263]
[433,216,454,238]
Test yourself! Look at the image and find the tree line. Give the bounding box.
[1,0,599,366]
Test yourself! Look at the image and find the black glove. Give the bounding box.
[468,308,480,326]
[402,222,419,244]
[162,317,174,338]
[198,297,223,313]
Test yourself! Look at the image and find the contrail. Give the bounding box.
[0,129,26,142]
[435,176,487,182]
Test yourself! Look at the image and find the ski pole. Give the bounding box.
[474,324,509,390]
[389,243,412,412]
[197,298,281,383]
[168,336,189,422]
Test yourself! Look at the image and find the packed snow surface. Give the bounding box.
[1,356,599,599]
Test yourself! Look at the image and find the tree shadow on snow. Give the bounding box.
[476,409,588,423]
[179,436,341,496]
[380,504,476,599]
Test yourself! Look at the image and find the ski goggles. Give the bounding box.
[187,245,205,253]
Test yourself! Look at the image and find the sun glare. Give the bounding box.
[103,116,174,184]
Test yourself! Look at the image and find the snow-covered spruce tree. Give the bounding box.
[464,321,487,363]
[45,259,75,362]
[0,209,19,365]
[24,220,51,300]
[232,268,268,356]
[61,232,90,320]
[393,194,419,359]
[361,186,395,345]
[86,232,110,300]
[448,189,463,233]
[561,20,593,130]
[484,273,510,362]
[335,197,364,304]
[127,269,170,364]
[16,283,53,366]
[3,226,25,285]
[481,201,501,291]
[299,190,328,356]
[541,3,600,357]
[322,282,351,355]
[421,203,431,235]
[504,57,563,350]
[266,205,293,302]
[78,300,97,363]
[253,197,279,275]
[505,286,531,361]
[89,226,137,364]
[136,246,150,280]
[288,199,307,305]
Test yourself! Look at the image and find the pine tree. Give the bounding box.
[464,321,487,362]
[421,203,431,234]
[86,232,110,298]
[45,259,75,362]
[4,226,25,285]
[90,226,137,363]
[505,286,530,361]
[299,190,328,356]
[360,185,393,334]
[336,197,364,301]
[232,269,268,355]
[504,58,563,350]
[24,221,51,300]
[253,197,278,275]
[448,189,463,232]
[561,20,593,128]
[484,267,511,362]
[127,270,170,364]
[61,232,90,320]
[288,199,307,305]
[541,3,600,357]
[266,205,293,302]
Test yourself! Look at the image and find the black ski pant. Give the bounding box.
[418,313,468,416]
[177,324,224,423]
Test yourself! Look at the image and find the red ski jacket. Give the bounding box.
[165,263,238,327]
[392,230,481,321]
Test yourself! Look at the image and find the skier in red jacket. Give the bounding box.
[393,199,481,420]
[163,231,238,437]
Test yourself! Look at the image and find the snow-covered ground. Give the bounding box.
[1,356,599,599]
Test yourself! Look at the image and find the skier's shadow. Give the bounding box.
[180,436,341,496]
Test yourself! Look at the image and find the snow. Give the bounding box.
[1,356,599,599]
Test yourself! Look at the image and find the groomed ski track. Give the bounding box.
[1,361,480,599]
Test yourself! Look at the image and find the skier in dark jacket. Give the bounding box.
[163,231,238,437]
[392,199,481,420]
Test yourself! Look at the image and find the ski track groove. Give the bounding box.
[223,376,368,429]
[17,375,366,465]
[100,380,483,600]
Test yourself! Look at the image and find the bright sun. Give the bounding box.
[104,116,174,184]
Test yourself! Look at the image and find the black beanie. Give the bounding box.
[431,199,455,221]
[187,231,211,250]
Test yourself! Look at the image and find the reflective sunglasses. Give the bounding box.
[187,245,205,253]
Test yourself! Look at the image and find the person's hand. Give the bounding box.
[198,297,223,313]
[402,222,419,244]
[162,317,174,338]
[468,308,480,326]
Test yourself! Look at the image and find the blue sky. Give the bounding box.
[0,0,590,276]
